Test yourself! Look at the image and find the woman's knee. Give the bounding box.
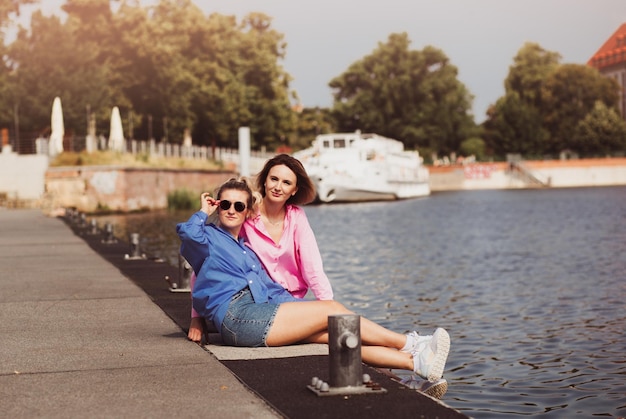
[324,300,350,313]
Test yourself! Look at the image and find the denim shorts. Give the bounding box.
[220,288,280,347]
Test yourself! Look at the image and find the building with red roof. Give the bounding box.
[588,23,626,118]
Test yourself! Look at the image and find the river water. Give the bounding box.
[93,186,626,418]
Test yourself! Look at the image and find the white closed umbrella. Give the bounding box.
[108,106,125,152]
[49,97,64,157]
[183,128,192,147]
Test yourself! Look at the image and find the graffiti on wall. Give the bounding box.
[464,164,495,179]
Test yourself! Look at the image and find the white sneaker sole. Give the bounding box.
[421,378,448,399]
[426,328,450,382]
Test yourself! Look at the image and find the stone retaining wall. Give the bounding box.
[44,166,236,214]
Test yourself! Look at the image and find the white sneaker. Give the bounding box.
[399,376,448,399]
[402,331,432,353]
[411,327,450,382]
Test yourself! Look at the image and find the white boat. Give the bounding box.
[293,131,430,203]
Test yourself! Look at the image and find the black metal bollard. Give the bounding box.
[102,222,117,244]
[89,219,99,235]
[328,314,362,388]
[130,233,141,257]
[165,254,192,292]
[307,314,386,396]
[124,233,145,260]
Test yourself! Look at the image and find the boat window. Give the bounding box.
[323,139,330,148]
[334,139,346,148]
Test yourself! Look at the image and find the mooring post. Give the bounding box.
[165,254,192,292]
[178,254,192,290]
[102,222,116,244]
[125,232,145,260]
[307,314,386,396]
[328,314,362,388]
[89,219,99,235]
[129,233,141,258]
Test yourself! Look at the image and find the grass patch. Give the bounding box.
[50,150,224,170]
[167,188,199,210]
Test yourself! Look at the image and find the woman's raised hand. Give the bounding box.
[200,192,219,215]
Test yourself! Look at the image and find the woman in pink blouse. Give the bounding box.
[187,154,333,342]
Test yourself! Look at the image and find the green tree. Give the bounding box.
[8,10,114,136]
[212,11,296,149]
[291,106,336,151]
[504,42,561,107]
[4,0,297,149]
[61,0,129,136]
[541,64,619,154]
[484,42,622,158]
[0,0,36,27]
[0,0,37,129]
[112,0,207,142]
[483,42,559,158]
[329,32,475,155]
[114,3,295,147]
[483,92,550,157]
[571,101,626,155]
[459,137,486,160]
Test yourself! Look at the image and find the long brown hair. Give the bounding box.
[255,154,316,205]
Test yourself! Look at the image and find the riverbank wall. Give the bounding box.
[428,157,626,191]
[43,166,235,214]
[2,155,626,213]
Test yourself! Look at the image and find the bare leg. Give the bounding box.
[266,300,414,371]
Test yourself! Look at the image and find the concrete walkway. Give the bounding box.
[0,209,279,418]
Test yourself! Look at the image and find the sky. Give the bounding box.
[11,0,626,123]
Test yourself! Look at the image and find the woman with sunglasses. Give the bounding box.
[187,154,333,343]
[177,178,451,382]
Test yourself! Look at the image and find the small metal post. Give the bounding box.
[165,254,192,292]
[328,314,362,388]
[67,208,78,221]
[307,314,386,396]
[124,233,145,260]
[89,219,99,235]
[102,222,117,244]
[130,233,140,257]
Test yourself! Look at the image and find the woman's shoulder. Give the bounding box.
[243,209,261,226]
[286,204,306,215]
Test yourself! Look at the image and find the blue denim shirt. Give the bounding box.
[177,211,299,331]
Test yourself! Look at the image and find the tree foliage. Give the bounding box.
[329,32,476,155]
[0,0,296,149]
[572,101,626,155]
[291,106,335,150]
[484,42,623,158]
[483,43,559,157]
[0,0,36,28]
[0,0,37,128]
[541,64,619,153]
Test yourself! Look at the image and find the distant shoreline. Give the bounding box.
[428,157,626,192]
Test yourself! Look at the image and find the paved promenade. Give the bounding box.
[0,208,467,418]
